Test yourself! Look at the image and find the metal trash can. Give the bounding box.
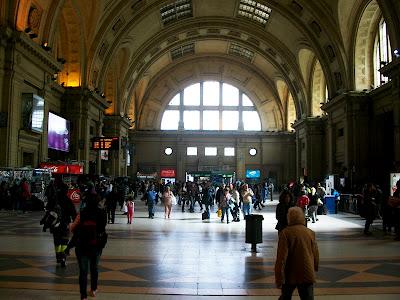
[245,214,264,252]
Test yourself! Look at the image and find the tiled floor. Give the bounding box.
[0,196,399,299]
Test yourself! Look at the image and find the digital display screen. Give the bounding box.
[92,137,119,150]
[48,112,70,152]
[246,169,260,178]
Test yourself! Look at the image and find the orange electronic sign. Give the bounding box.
[91,137,119,150]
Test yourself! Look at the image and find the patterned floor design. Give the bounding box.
[0,205,399,297]
[0,253,399,296]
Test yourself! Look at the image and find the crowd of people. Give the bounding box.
[1,175,400,300]
[0,178,32,212]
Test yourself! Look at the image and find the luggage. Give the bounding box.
[202,210,210,220]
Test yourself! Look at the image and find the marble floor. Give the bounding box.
[0,196,399,300]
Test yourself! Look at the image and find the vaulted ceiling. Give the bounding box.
[3,0,399,130]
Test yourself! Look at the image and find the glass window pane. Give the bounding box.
[203,111,219,130]
[184,83,200,106]
[203,81,220,106]
[161,110,180,130]
[205,147,217,156]
[222,83,239,106]
[222,111,239,130]
[243,111,261,130]
[169,94,180,105]
[187,147,197,156]
[224,147,235,156]
[242,94,254,106]
[184,110,200,130]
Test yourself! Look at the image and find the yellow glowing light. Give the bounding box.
[59,71,81,87]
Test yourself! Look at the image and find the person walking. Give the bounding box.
[146,185,157,218]
[361,183,378,235]
[219,188,231,224]
[126,194,134,224]
[105,187,118,224]
[275,207,319,300]
[308,187,319,223]
[241,184,253,217]
[50,184,76,267]
[162,186,173,219]
[70,192,107,300]
[275,190,294,232]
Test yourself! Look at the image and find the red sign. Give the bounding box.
[67,189,81,204]
[39,163,83,174]
[68,165,84,174]
[40,163,68,174]
[160,169,176,178]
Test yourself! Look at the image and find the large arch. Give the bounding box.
[139,56,285,131]
[85,0,349,123]
[353,0,382,90]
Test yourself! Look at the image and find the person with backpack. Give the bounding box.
[68,191,107,300]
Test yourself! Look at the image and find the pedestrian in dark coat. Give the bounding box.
[275,207,319,300]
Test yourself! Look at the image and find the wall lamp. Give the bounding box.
[394,49,400,58]
[41,42,51,51]
[101,93,106,98]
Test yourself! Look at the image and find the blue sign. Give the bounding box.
[246,169,260,178]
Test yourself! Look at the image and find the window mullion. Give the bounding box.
[238,92,244,131]
[219,81,223,130]
[179,92,184,130]
[200,82,203,130]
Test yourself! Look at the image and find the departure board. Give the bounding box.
[91,137,119,150]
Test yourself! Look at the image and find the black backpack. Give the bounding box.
[79,214,108,250]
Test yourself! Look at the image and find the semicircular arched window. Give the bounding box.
[161,81,262,131]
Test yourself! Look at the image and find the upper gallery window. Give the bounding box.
[160,0,192,25]
[374,19,392,87]
[238,0,272,26]
[161,81,262,131]
[229,43,255,61]
[171,43,195,60]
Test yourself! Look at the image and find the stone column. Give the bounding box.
[381,59,400,166]
[292,118,325,182]
[103,115,131,177]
